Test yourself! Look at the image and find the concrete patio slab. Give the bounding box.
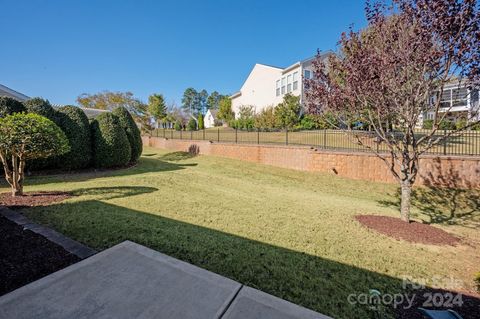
[0,241,241,319]
[0,240,331,319]
[222,286,332,319]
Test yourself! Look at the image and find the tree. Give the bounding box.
[77,91,147,117]
[187,117,197,131]
[0,97,25,117]
[112,107,143,164]
[254,106,276,129]
[237,105,255,129]
[91,113,131,168]
[55,106,92,170]
[24,97,56,120]
[181,88,198,114]
[148,94,167,127]
[197,89,208,115]
[217,97,234,124]
[0,113,69,196]
[198,113,205,130]
[305,0,480,222]
[207,91,223,110]
[274,94,301,128]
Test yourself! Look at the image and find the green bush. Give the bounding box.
[112,107,143,163]
[455,118,468,130]
[422,119,433,129]
[174,120,183,131]
[274,94,301,128]
[91,113,131,168]
[55,106,92,169]
[198,114,204,130]
[439,120,456,130]
[254,106,276,129]
[24,97,56,120]
[0,97,25,117]
[187,118,197,131]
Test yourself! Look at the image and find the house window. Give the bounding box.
[438,87,469,108]
[281,77,285,94]
[276,80,280,96]
[304,70,311,79]
[287,75,292,93]
[293,72,298,90]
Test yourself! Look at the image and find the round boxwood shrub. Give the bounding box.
[55,106,92,169]
[24,97,56,120]
[91,113,131,168]
[112,107,142,163]
[0,96,25,117]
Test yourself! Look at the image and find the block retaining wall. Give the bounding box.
[142,136,480,188]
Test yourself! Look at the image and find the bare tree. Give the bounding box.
[306,0,480,222]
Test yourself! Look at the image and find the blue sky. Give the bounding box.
[0,0,367,106]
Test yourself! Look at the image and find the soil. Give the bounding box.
[0,215,80,296]
[355,215,460,246]
[0,191,71,208]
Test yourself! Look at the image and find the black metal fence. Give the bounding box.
[150,128,480,156]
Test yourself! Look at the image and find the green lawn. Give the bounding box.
[4,147,479,318]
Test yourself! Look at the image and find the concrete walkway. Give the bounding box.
[0,241,331,319]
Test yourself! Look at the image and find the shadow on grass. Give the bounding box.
[71,186,158,200]
[1,156,197,188]
[23,200,480,319]
[378,159,480,228]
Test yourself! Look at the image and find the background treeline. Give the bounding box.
[0,96,142,171]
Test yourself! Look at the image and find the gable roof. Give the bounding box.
[0,84,30,102]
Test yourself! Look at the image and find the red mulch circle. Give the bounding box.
[0,191,71,208]
[355,215,460,246]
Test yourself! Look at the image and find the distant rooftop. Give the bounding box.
[0,84,30,102]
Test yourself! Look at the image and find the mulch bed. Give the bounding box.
[355,215,460,246]
[0,191,71,208]
[0,215,80,296]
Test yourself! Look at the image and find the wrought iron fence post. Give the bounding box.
[285,128,289,145]
[180,130,182,140]
[235,128,238,143]
[217,128,220,142]
[171,129,173,139]
[257,128,260,144]
[203,128,205,140]
[443,129,447,155]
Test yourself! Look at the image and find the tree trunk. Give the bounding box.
[400,181,412,223]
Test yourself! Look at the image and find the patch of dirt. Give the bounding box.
[355,215,460,246]
[0,216,80,296]
[0,191,71,208]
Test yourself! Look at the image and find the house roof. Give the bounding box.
[0,84,30,102]
[208,109,218,117]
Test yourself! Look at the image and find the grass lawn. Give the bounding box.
[3,147,479,318]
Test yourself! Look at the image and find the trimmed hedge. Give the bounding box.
[112,107,142,163]
[24,97,56,120]
[55,106,92,169]
[0,96,25,117]
[91,113,131,168]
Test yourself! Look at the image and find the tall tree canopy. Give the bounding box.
[148,93,167,123]
[181,88,198,115]
[306,0,480,222]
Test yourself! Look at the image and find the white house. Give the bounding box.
[230,52,333,117]
[420,82,480,126]
[204,109,217,128]
[0,83,30,102]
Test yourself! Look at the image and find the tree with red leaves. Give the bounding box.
[306,0,480,222]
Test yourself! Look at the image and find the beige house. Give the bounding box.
[230,52,333,117]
